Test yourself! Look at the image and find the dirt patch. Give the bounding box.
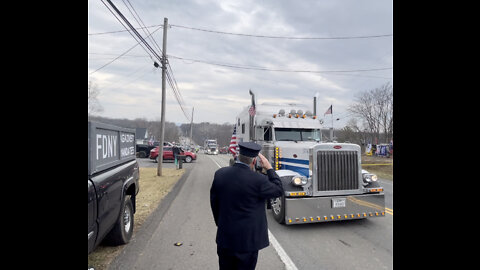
[361,154,393,181]
[88,167,185,270]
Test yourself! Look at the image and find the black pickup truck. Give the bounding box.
[88,121,140,254]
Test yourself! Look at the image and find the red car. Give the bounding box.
[149,146,197,163]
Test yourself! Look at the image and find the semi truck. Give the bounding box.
[88,121,140,253]
[233,90,385,225]
[204,139,219,155]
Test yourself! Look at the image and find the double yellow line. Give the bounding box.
[362,163,393,166]
[348,197,394,216]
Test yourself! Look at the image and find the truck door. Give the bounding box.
[88,180,98,253]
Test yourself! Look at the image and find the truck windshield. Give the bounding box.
[275,128,321,141]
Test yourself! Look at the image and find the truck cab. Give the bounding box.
[234,92,385,225]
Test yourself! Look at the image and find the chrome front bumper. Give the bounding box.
[284,193,385,225]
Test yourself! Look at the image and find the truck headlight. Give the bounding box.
[292,176,308,186]
[363,173,378,183]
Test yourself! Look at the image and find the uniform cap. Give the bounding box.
[238,142,261,157]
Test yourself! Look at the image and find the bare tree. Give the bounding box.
[348,82,393,143]
[88,81,104,115]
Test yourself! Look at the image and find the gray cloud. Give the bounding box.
[88,0,392,127]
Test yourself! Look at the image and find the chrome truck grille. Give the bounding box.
[316,151,359,191]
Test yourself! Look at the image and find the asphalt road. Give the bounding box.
[111,153,393,269]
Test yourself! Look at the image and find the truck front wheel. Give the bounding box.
[270,195,285,224]
[104,195,134,245]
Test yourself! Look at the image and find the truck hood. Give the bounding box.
[276,141,317,177]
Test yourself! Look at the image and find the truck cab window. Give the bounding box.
[241,123,245,134]
[275,128,321,141]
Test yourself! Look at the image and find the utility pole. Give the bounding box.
[157,17,168,176]
[190,106,194,146]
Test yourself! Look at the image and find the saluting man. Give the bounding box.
[210,142,284,270]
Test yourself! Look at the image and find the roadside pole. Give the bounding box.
[189,107,194,145]
[157,17,168,176]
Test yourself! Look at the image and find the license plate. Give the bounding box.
[332,198,346,208]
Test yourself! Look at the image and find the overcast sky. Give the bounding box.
[88,0,392,128]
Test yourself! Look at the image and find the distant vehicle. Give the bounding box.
[88,122,139,254]
[136,141,172,158]
[219,147,228,154]
[149,146,197,163]
[204,139,218,155]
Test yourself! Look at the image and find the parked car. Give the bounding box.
[149,146,197,163]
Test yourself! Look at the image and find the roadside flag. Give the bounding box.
[324,105,332,115]
[228,126,239,157]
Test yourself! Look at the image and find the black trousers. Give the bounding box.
[217,246,259,270]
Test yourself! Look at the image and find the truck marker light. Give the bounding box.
[295,218,300,222]
[313,116,317,119]
[363,213,367,217]
[344,215,348,219]
[317,216,321,221]
[310,217,314,221]
[302,217,307,222]
[375,212,379,216]
[337,215,341,219]
[382,212,385,215]
[324,216,328,220]
[331,215,335,220]
[288,219,292,223]
[369,213,373,217]
[273,114,277,118]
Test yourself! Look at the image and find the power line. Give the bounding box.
[89,23,392,40]
[170,24,393,40]
[88,24,162,75]
[101,0,163,64]
[122,0,164,55]
[88,24,163,36]
[168,54,392,74]
[100,1,191,123]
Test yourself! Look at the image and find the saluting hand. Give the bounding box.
[257,153,272,170]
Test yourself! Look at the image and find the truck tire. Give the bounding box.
[270,195,285,224]
[104,195,134,246]
[138,151,147,158]
[185,156,192,163]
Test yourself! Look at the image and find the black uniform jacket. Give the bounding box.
[210,163,284,252]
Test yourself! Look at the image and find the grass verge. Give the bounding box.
[361,155,393,181]
[88,167,185,270]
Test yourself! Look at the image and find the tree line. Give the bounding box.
[88,81,392,149]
